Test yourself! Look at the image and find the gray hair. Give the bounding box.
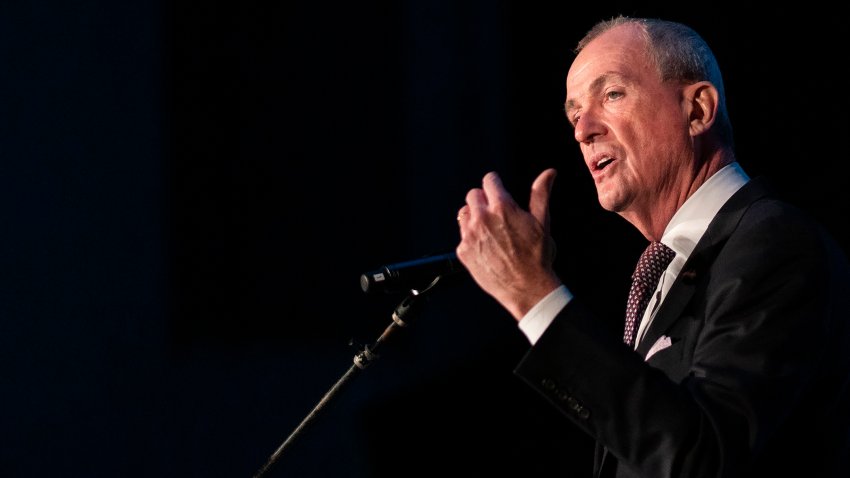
[576,16,734,147]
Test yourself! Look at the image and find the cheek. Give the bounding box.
[638,110,685,154]
[628,129,678,183]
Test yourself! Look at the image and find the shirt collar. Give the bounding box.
[661,162,750,260]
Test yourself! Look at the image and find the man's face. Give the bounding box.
[564,24,694,223]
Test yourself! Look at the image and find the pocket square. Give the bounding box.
[645,335,672,361]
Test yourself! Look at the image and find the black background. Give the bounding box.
[2,1,847,477]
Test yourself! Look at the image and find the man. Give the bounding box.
[455,16,850,477]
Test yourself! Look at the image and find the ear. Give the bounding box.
[684,81,719,137]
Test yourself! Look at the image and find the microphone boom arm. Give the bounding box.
[252,275,445,478]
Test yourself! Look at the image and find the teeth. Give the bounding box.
[598,157,613,168]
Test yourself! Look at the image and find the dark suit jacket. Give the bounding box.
[514,177,850,477]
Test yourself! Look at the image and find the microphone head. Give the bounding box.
[360,252,463,294]
[359,270,384,294]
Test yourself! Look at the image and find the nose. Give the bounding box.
[573,108,605,144]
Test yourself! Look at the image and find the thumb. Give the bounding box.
[529,168,558,231]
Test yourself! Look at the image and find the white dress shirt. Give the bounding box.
[518,162,750,348]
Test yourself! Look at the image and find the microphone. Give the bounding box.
[360,251,465,293]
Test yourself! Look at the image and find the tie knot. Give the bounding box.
[632,241,675,285]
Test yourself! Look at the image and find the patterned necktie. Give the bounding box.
[624,241,675,347]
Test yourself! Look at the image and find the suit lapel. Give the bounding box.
[637,177,773,357]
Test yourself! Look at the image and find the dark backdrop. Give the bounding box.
[2,1,846,477]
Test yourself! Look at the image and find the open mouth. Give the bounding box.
[597,156,614,170]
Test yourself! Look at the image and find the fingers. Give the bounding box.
[460,172,497,226]
[529,168,557,231]
[458,170,523,231]
[465,181,489,211]
[458,173,498,241]
[456,203,471,241]
[481,171,512,205]
[460,169,554,221]
[456,204,469,222]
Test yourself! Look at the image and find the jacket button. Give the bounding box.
[541,378,556,390]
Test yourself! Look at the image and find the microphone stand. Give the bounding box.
[252,275,445,478]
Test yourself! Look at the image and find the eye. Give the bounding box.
[605,90,624,101]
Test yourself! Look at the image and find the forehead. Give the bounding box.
[566,24,654,97]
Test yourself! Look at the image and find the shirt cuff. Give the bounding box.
[518,284,573,345]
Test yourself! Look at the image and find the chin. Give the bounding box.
[596,191,621,213]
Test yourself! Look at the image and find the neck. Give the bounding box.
[628,147,736,241]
